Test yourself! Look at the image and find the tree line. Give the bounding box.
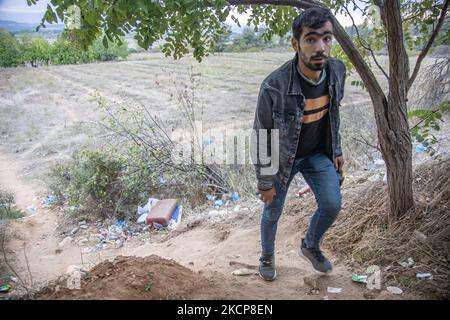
[0,29,129,68]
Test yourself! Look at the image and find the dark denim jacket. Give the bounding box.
[251,53,346,191]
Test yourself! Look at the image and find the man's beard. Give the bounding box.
[299,48,328,71]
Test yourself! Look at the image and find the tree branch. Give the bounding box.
[343,3,389,80]
[407,0,450,92]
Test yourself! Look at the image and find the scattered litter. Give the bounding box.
[327,287,342,294]
[42,195,58,205]
[365,265,382,290]
[231,268,257,276]
[351,274,368,284]
[416,273,433,279]
[167,205,183,231]
[233,205,241,212]
[159,177,167,185]
[230,192,240,202]
[69,227,79,236]
[81,248,92,254]
[10,277,18,283]
[214,199,223,208]
[415,143,425,153]
[137,213,148,224]
[386,286,403,295]
[206,194,216,201]
[146,198,178,229]
[78,220,87,226]
[115,220,126,228]
[26,205,37,212]
[323,296,330,300]
[0,284,11,293]
[297,185,311,197]
[398,257,414,268]
[136,198,159,223]
[374,158,385,166]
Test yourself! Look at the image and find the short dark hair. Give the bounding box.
[292,8,334,40]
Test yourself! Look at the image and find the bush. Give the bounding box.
[0,190,24,220]
[49,150,123,218]
[48,147,160,219]
[0,29,22,67]
[19,34,52,67]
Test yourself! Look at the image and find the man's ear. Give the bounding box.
[291,36,299,52]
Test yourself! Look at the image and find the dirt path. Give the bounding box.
[0,148,382,299]
[0,150,408,299]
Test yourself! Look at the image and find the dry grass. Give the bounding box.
[287,155,450,299]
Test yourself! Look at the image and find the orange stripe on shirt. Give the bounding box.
[304,95,330,111]
[302,108,329,124]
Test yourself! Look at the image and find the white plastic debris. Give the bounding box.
[231,268,257,276]
[327,287,342,294]
[136,197,159,223]
[386,286,403,295]
[399,257,415,268]
[416,273,433,279]
[137,213,148,224]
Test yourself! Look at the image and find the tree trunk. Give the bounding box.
[377,0,414,221]
[371,93,414,223]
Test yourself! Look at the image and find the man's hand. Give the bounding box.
[258,187,276,205]
[334,156,344,172]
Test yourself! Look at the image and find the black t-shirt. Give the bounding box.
[295,68,330,158]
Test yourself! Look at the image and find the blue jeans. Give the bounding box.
[260,152,342,255]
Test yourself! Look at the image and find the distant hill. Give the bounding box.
[0,20,64,36]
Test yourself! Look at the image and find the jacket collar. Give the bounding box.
[287,53,336,95]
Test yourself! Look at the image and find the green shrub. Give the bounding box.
[0,190,24,220]
[0,29,22,67]
[48,147,159,219]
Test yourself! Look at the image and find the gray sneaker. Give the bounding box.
[258,254,277,281]
[299,239,332,274]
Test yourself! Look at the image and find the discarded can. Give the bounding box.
[0,284,11,293]
[351,274,368,284]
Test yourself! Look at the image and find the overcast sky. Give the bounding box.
[0,0,364,27]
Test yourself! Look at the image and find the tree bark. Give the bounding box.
[376,0,414,221]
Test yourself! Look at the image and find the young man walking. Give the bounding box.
[252,8,346,281]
